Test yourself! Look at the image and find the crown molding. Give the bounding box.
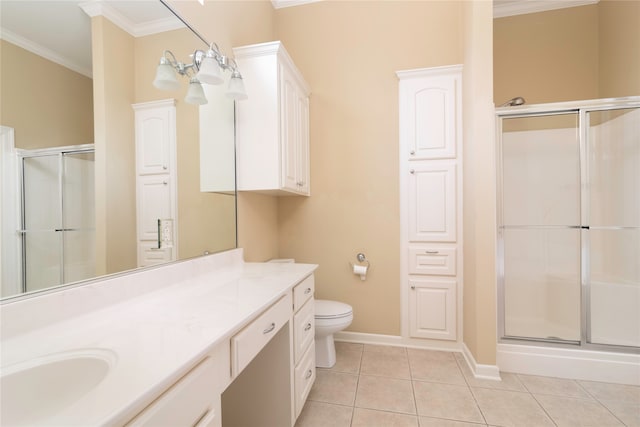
[271,0,322,9]
[79,1,184,37]
[0,28,92,78]
[494,0,599,18]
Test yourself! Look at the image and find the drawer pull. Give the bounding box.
[305,369,313,379]
[304,287,312,295]
[263,322,276,334]
[425,250,439,254]
[304,322,312,332]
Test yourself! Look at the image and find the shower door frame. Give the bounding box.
[17,143,95,294]
[495,96,640,354]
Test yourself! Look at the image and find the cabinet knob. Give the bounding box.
[425,250,439,254]
[304,322,312,332]
[409,169,415,174]
[411,285,416,290]
[304,287,312,294]
[305,369,313,379]
[163,165,168,170]
[297,181,304,186]
[162,181,168,185]
[410,150,415,155]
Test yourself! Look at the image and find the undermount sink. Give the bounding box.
[0,349,116,425]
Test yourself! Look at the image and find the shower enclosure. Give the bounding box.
[496,97,639,352]
[15,145,95,295]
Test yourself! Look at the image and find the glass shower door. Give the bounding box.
[22,155,62,292]
[20,150,95,293]
[500,113,582,342]
[587,108,640,347]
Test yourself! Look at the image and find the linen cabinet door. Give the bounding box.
[402,74,459,160]
[409,278,456,340]
[408,162,456,242]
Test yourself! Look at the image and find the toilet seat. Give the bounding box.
[315,299,353,319]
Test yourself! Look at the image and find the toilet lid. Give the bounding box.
[315,299,353,319]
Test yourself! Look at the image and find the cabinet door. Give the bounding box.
[409,277,456,340]
[408,162,456,242]
[281,64,299,193]
[402,74,458,160]
[137,175,172,242]
[280,64,310,195]
[296,93,310,195]
[134,105,175,175]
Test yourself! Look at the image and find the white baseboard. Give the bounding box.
[334,331,462,352]
[497,343,640,386]
[462,343,502,381]
[334,331,501,382]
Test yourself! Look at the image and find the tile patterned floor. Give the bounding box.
[295,342,640,427]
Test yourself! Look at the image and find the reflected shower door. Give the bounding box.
[22,155,62,292]
[501,113,582,342]
[587,108,640,347]
[21,150,95,292]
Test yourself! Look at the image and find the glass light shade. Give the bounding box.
[197,56,224,85]
[153,63,180,91]
[227,74,248,100]
[184,79,208,105]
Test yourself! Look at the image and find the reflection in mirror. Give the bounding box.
[0,1,237,300]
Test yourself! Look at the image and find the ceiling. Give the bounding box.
[0,0,183,78]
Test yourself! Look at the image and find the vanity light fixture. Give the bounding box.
[153,43,247,104]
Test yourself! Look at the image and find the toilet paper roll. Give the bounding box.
[353,264,368,276]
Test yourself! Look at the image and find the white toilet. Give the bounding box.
[314,299,353,368]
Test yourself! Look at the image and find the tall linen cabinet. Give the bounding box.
[398,65,463,344]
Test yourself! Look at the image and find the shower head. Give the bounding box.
[499,96,526,107]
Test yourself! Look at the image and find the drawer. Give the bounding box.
[127,357,219,427]
[293,275,315,312]
[409,246,456,276]
[294,298,315,364]
[294,343,316,419]
[231,293,292,377]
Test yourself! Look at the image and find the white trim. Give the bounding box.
[0,28,92,78]
[271,0,322,9]
[334,331,462,352]
[79,2,184,38]
[1,127,21,298]
[497,343,640,386]
[462,343,502,381]
[494,0,599,19]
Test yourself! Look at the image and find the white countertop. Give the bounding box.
[0,249,317,426]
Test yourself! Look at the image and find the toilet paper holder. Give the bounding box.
[356,252,369,266]
[349,252,371,280]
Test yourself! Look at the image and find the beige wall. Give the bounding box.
[598,0,640,98]
[494,1,640,104]
[463,1,497,364]
[92,16,137,276]
[274,1,463,335]
[494,4,599,104]
[0,40,93,149]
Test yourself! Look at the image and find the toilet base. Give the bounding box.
[315,334,337,368]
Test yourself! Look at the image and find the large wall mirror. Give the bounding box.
[0,0,237,300]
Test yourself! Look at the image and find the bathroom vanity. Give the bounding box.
[0,249,317,426]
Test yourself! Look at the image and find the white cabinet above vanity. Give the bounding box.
[233,41,311,196]
[0,249,317,427]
